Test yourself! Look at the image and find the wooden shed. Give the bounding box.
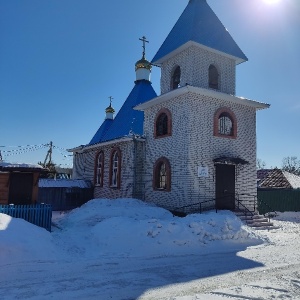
[0,162,46,205]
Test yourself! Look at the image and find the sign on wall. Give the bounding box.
[198,166,209,178]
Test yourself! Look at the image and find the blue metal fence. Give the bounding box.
[0,203,52,232]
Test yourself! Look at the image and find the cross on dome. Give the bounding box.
[105,96,115,115]
[135,36,152,80]
[139,36,149,59]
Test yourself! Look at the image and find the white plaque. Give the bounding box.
[198,166,209,178]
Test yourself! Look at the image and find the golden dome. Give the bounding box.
[105,104,115,114]
[135,57,152,71]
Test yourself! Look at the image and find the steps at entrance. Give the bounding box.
[235,211,277,230]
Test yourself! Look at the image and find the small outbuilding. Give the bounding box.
[38,179,93,211]
[0,162,46,205]
[257,169,300,213]
[258,168,300,189]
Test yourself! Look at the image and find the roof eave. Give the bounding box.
[70,136,146,153]
[134,85,270,111]
[67,145,85,152]
[152,41,248,67]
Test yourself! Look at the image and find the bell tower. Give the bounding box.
[152,0,247,95]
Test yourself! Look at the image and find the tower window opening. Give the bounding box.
[209,65,219,90]
[171,66,181,90]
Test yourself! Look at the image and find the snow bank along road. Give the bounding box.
[0,199,299,299]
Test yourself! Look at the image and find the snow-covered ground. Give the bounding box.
[0,198,300,299]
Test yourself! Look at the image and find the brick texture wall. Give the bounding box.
[72,139,145,200]
[143,91,257,211]
[160,45,236,96]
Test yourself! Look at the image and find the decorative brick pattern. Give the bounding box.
[72,139,146,200]
[160,45,236,95]
[142,91,257,211]
[71,23,259,213]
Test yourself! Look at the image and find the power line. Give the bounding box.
[0,142,73,166]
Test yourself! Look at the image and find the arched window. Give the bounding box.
[219,113,233,136]
[110,147,121,188]
[154,108,172,138]
[171,66,181,90]
[94,151,104,186]
[153,157,171,191]
[209,64,219,90]
[214,107,237,139]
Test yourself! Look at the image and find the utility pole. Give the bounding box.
[43,141,53,167]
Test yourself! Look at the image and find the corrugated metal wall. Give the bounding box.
[38,187,93,211]
[258,189,300,214]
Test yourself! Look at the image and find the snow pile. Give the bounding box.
[274,211,300,223]
[53,198,262,258]
[0,213,60,264]
[0,198,263,263]
[2,199,300,300]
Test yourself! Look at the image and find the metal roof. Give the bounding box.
[258,169,300,189]
[152,0,248,65]
[90,80,157,144]
[39,179,92,188]
[89,119,113,145]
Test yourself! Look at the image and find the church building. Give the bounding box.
[69,0,269,213]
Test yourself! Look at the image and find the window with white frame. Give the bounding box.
[95,151,104,186]
[110,148,121,188]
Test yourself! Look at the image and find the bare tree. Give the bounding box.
[282,156,300,175]
[257,158,266,170]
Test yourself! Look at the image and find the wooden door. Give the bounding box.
[9,173,33,205]
[215,164,235,210]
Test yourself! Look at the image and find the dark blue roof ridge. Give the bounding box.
[152,0,248,64]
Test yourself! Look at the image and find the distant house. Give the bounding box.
[258,169,300,189]
[0,162,46,205]
[257,169,300,213]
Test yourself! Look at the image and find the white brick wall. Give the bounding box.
[160,45,236,95]
[71,34,258,213]
[72,139,145,200]
[143,91,257,211]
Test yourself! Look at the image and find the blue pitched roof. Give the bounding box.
[89,118,113,145]
[89,80,157,145]
[152,0,248,65]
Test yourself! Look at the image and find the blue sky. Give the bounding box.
[0,0,299,168]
